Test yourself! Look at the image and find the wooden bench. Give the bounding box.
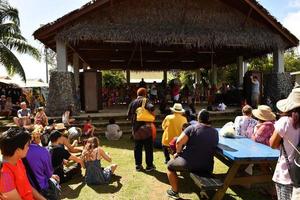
[190,173,223,199]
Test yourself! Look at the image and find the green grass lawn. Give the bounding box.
[61,135,274,200]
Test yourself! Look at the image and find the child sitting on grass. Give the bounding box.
[105,118,122,140]
[82,137,117,185]
[83,116,95,138]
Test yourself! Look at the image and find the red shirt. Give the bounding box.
[83,123,92,133]
[0,159,34,200]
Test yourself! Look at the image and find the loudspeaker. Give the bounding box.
[82,71,101,112]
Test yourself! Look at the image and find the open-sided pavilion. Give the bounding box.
[33,0,299,115]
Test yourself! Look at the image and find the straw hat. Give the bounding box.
[276,88,300,113]
[170,103,185,113]
[54,123,66,130]
[252,105,276,121]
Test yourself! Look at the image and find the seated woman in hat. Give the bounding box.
[251,105,276,146]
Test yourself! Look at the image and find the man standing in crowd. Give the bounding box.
[127,88,156,172]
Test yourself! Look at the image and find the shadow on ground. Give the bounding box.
[89,175,123,194]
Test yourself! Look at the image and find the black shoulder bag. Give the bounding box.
[281,139,300,188]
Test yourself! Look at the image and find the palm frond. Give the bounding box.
[2,37,41,61]
[0,42,26,81]
[0,0,20,26]
[0,22,21,38]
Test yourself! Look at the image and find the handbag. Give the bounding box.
[281,139,300,187]
[136,98,155,122]
[133,124,152,140]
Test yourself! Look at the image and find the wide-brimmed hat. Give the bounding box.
[276,88,300,113]
[170,103,185,113]
[252,105,276,121]
[54,123,66,130]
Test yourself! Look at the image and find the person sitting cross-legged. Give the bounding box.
[81,137,117,185]
[48,130,83,183]
[25,128,60,200]
[166,109,219,199]
[13,102,32,129]
[0,128,46,200]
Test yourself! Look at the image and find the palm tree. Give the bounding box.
[0,0,40,82]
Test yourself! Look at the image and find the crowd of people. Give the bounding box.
[0,84,299,200]
[128,87,300,200]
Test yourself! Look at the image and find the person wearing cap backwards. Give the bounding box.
[127,87,156,172]
[270,88,300,200]
[166,109,219,199]
[251,105,276,146]
[161,103,187,164]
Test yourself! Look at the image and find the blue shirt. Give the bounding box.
[181,124,219,173]
[26,143,53,190]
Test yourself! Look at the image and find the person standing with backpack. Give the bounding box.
[270,88,300,200]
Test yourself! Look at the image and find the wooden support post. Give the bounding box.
[212,162,240,200]
[73,54,80,89]
[211,64,217,86]
[126,70,130,84]
[237,56,244,88]
[163,70,168,83]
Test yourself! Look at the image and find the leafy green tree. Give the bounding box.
[284,49,300,72]
[102,70,126,88]
[247,49,300,73]
[0,0,40,81]
[247,55,273,72]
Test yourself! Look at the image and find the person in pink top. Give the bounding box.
[270,88,300,200]
[251,105,276,146]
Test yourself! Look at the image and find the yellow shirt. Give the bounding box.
[161,113,187,146]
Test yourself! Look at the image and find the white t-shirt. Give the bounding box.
[105,124,122,140]
[272,116,300,185]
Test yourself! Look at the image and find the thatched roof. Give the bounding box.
[33,0,299,70]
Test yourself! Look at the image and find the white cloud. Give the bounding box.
[283,10,300,52]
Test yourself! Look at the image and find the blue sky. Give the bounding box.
[1,0,300,82]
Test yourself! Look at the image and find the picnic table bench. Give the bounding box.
[211,132,279,200]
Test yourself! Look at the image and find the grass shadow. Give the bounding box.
[89,174,123,194]
[60,175,85,199]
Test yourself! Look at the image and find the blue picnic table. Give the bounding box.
[212,131,280,200]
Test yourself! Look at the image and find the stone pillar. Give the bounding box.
[46,71,77,116]
[273,49,285,73]
[56,40,67,72]
[237,56,244,88]
[263,72,293,102]
[211,64,217,86]
[163,70,168,83]
[126,70,130,84]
